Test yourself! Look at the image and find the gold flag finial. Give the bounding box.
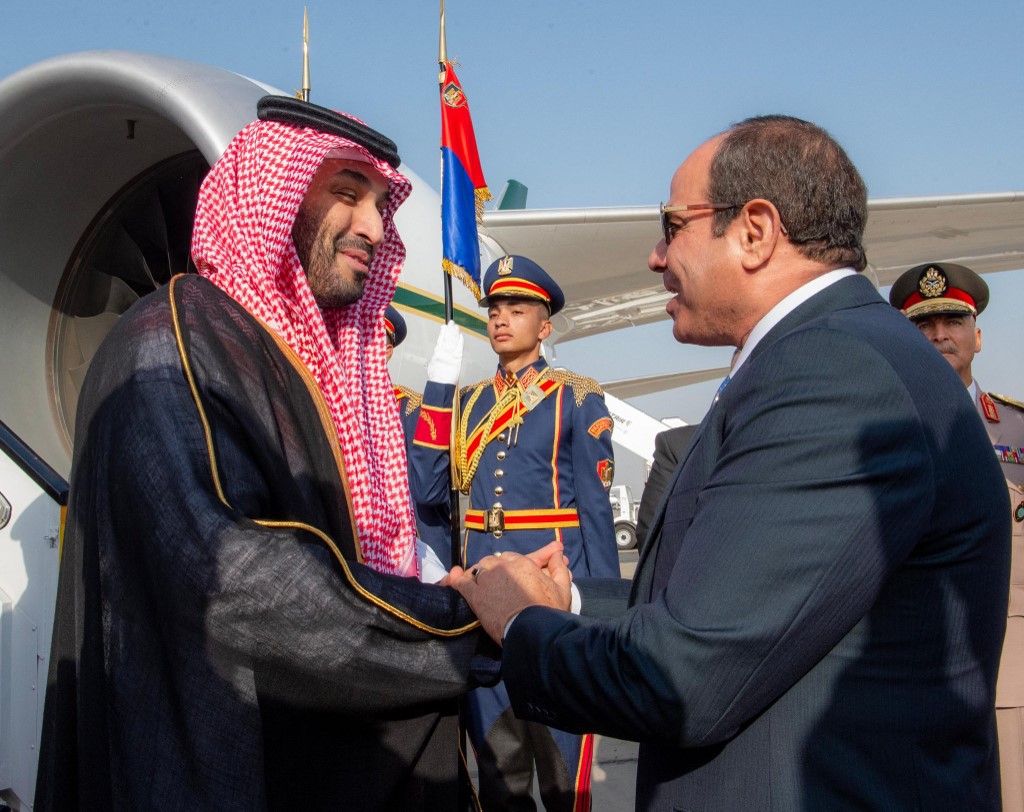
[301,7,311,102]
[438,0,448,83]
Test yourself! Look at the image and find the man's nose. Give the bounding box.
[648,239,667,272]
[352,200,385,246]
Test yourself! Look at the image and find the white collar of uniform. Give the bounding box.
[731,267,857,377]
[968,379,978,400]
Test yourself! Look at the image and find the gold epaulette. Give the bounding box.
[547,369,604,408]
[394,384,423,415]
[460,378,491,399]
[990,393,1024,412]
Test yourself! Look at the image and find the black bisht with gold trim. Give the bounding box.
[35,275,497,811]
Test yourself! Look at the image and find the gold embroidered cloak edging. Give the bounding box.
[35,276,495,811]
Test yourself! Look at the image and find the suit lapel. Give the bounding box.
[629,274,883,606]
[748,273,880,366]
[629,406,715,605]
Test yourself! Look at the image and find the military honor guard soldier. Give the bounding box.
[411,255,619,811]
[890,261,1024,810]
[384,304,453,567]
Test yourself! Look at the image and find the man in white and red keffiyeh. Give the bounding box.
[35,97,522,811]
[192,98,419,577]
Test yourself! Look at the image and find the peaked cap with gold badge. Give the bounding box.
[479,255,565,316]
[888,262,990,319]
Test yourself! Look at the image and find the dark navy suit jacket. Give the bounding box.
[635,425,698,553]
[502,274,1010,810]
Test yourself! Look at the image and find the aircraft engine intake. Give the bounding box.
[0,52,268,476]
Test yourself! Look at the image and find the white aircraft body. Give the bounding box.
[0,51,1022,808]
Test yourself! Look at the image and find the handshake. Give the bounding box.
[442,541,573,644]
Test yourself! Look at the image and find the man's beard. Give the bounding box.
[293,205,375,309]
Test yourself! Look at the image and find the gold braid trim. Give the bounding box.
[170,278,476,636]
[474,186,493,223]
[442,258,482,301]
[255,520,479,637]
[460,378,491,399]
[456,381,505,492]
[170,277,228,508]
[456,370,563,490]
[990,392,1024,412]
[546,369,604,408]
[394,384,423,415]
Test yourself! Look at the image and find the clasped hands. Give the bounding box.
[443,541,572,644]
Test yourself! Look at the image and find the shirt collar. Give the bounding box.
[731,268,857,377]
[493,358,548,397]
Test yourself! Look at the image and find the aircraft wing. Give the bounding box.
[601,367,731,399]
[481,191,1024,341]
[863,192,1024,284]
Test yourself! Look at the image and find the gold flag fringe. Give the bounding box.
[442,258,482,301]
[474,186,492,224]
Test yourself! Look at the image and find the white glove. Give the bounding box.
[426,321,463,385]
[416,539,449,584]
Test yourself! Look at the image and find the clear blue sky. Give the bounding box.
[2,0,1021,427]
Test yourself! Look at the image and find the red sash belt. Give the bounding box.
[465,507,580,533]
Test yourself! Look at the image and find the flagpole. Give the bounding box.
[301,7,310,102]
[438,0,455,329]
[438,0,462,574]
[439,5,473,809]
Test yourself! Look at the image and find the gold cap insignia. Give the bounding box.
[918,266,948,299]
[497,256,514,276]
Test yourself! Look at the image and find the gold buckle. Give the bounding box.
[483,506,505,537]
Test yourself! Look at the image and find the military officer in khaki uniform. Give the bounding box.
[891,262,1024,809]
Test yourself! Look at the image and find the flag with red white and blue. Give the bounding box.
[439,61,490,299]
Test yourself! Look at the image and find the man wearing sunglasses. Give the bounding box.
[450,115,1010,811]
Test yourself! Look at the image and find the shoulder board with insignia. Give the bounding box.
[990,393,1024,412]
[393,384,423,415]
[404,390,423,414]
[460,378,491,399]
[546,369,604,408]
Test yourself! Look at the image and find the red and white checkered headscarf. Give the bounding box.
[191,115,418,577]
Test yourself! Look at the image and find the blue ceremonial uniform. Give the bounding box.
[412,254,618,810]
[413,361,617,574]
[393,384,452,563]
[412,358,617,811]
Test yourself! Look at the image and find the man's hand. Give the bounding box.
[449,541,572,644]
[426,321,463,385]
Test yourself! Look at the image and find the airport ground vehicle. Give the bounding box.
[610,484,640,550]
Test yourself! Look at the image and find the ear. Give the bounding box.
[974,326,982,353]
[735,199,785,270]
[538,319,553,341]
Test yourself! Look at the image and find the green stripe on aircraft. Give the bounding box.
[392,286,488,337]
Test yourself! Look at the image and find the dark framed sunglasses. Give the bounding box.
[659,202,740,245]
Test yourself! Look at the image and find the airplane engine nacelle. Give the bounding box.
[0,51,286,477]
